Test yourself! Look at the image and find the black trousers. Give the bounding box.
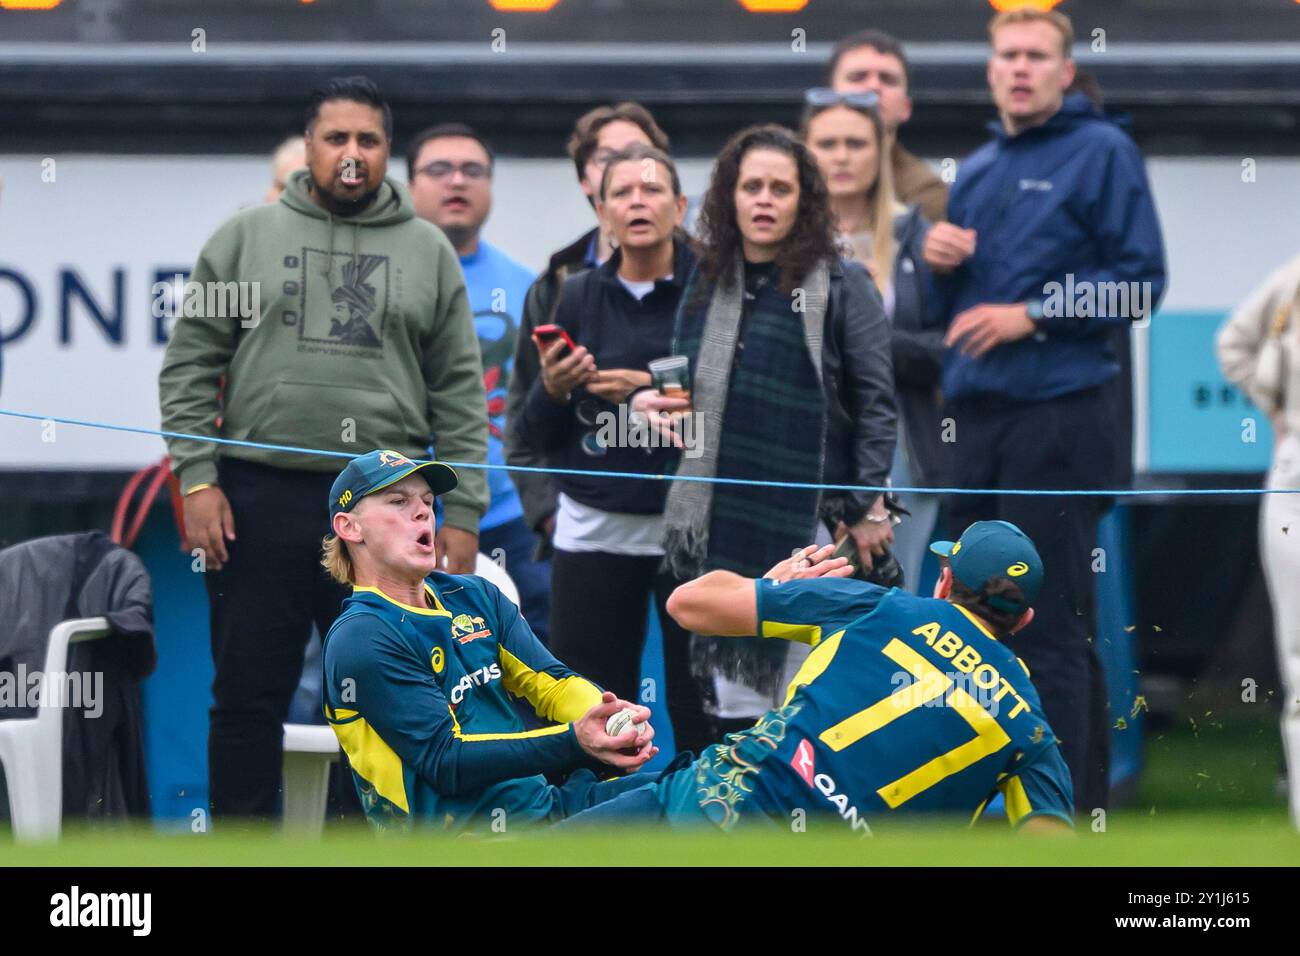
[205,458,351,820]
[549,548,713,757]
[946,385,1113,815]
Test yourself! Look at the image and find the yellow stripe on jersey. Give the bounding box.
[970,772,1009,826]
[496,646,603,724]
[877,684,1011,809]
[952,604,997,641]
[444,696,572,743]
[441,697,569,743]
[351,585,452,618]
[327,712,410,814]
[761,620,823,647]
[782,629,845,706]
[425,582,449,613]
[799,638,1013,808]
[999,775,1034,826]
[455,721,574,743]
[819,639,947,751]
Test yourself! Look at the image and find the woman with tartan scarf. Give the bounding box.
[634,124,899,741]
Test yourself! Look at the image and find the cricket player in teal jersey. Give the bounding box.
[320,449,671,833]
[560,520,1074,834]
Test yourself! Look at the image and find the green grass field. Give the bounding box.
[4,714,1297,866]
[3,813,1297,867]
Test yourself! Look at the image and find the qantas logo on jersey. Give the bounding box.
[791,737,872,835]
[791,738,816,787]
[449,663,501,704]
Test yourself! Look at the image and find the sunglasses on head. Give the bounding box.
[803,88,881,110]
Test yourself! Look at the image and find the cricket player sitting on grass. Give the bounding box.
[320,449,672,832]
[559,521,1074,834]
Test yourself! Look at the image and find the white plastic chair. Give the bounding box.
[474,551,520,606]
[279,556,524,835]
[280,723,341,835]
[0,616,111,841]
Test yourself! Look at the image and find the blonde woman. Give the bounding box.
[1217,251,1300,828]
[802,89,948,593]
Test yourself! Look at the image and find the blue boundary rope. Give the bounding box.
[2,408,1293,497]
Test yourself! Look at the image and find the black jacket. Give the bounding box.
[516,239,695,515]
[0,532,155,823]
[888,205,952,487]
[815,257,900,530]
[505,229,598,543]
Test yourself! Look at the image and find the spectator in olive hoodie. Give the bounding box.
[158,76,488,820]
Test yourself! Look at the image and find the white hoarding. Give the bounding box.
[2,153,1298,470]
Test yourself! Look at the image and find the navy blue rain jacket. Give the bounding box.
[934,94,1167,403]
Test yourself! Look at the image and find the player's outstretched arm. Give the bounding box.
[666,570,758,636]
[667,545,853,636]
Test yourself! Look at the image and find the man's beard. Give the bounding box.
[309,172,382,217]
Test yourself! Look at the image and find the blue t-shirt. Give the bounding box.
[459,241,537,531]
[672,578,1074,832]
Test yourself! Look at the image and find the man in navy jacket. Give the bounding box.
[925,7,1166,815]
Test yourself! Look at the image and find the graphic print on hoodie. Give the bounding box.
[158,167,490,529]
[323,254,386,348]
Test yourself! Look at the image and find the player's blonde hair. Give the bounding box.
[321,533,355,585]
[988,8,1074,59]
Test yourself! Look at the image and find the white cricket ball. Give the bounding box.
[605,707,646,739]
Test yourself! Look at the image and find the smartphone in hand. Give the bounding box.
[532,324,577,354]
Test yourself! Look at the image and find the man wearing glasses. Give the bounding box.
[407,123,553,643]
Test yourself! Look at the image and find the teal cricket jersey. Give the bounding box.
[322,572,604,831]
[666,578,1074,831]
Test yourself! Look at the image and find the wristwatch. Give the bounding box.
[864,511,901,526]
[1026,300,1049,342]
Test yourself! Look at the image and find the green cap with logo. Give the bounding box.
[928,520,1043,616]
[328,449,459,520]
